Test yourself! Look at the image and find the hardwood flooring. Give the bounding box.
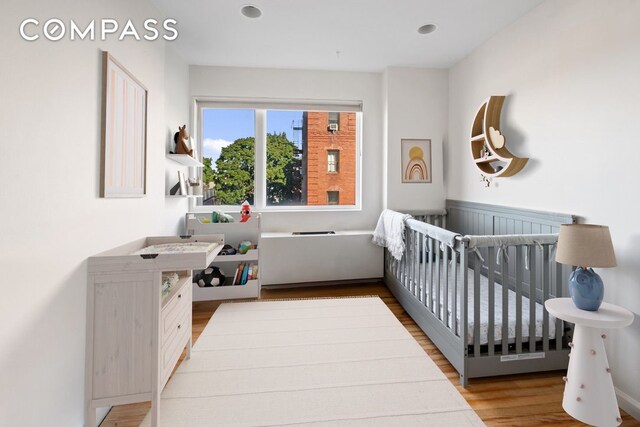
[101,282,639,426]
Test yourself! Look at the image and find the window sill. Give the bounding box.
[188,204,361,214]
[260,205,360,213]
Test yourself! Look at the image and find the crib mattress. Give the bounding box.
[416,265,556,346]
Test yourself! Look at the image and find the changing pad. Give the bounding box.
[134,241,218,255]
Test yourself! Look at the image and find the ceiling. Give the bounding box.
[152,0,544,72]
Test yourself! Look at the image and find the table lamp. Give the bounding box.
[555,224,616,311]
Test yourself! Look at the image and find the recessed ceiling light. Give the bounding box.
[241,5,262,19]
[417,24,437,35]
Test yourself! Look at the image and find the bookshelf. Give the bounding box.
[186,213,261,301]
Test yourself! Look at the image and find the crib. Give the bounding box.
[384,200,576,387]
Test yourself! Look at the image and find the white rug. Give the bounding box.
[141,297,484,426]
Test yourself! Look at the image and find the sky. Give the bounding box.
[202,109,303,163]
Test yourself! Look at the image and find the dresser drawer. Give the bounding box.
[160,280,191,386]
[160,304,191,385]
[161,280,191,344]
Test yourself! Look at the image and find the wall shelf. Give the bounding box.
[167,154,203,167]
[166,154,203,197]
[166,195,203,199]
[474,156,500,164]
[470,96,528,178]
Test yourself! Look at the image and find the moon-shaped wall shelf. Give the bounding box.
[470,96,528,178]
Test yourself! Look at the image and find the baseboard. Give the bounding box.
[262,277,383,290]
[617,387,640,421]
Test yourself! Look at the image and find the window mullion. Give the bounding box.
[254,109,267,210]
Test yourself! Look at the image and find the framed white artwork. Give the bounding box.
[100,51,148,197]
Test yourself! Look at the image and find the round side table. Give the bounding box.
[545,297,634,427]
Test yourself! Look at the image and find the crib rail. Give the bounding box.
[385,212,571,385]
[403,209,447,228]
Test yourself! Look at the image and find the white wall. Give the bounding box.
[384,67,447,211]
[0,0,189,425]
[190,65,384,232]
[164,45,192,232]
[447,0,640,416]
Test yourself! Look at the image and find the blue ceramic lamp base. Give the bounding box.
[568,267,604,311]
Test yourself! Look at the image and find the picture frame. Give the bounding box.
[401,138,432,183]
[178,171,188,196]
[100,51,148,197]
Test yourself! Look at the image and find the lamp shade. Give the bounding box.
[556,224,617,268]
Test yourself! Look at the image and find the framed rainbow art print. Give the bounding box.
[401,138,432,183]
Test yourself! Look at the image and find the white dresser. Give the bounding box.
[85,235,223,427]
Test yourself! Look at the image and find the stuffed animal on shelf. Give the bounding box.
[240,201,251,223]
[211,211,235,223]
[196,266,226,287]
[173,125,193,156]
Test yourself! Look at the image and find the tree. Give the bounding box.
[266,132,302,205]
[212,137,255,205]
[202,157,215,185]
[211,133,302,206]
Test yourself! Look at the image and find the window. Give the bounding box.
[265,110,303,206]
[327,150,339,173]
[196,101,361,210]
[327,191,339,205]
[328,112,340,131]
[199,109,255,206]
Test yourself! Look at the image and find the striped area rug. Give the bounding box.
[142,296,484,426]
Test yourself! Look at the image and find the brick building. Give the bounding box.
[301,112,357,205]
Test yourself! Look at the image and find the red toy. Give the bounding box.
[240,201,251,223]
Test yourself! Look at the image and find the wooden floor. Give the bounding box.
[102,282,639,426]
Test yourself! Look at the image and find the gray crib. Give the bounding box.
[384,200,576,387]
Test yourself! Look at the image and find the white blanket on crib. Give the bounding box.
[372,209,412,261]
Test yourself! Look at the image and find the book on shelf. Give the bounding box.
[232,263,243,286]
[230,263,258,286]
[240,264,249,285]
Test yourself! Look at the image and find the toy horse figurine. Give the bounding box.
[174,125,193,156]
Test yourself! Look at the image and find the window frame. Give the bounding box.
[189,98,362,213]
[328,112,340,131]
[327,149,340,173]
[327,191,339,205]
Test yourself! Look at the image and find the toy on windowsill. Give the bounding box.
[240,201,251,223]
[172,125,193,156]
